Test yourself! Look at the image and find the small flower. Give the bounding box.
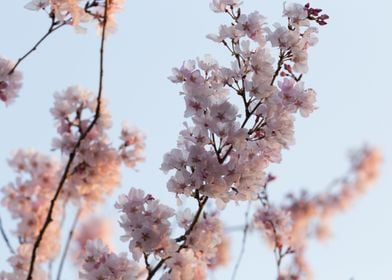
[0,57,22,106]
[24,0,49,11]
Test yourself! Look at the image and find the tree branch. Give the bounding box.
[25,1,109,278]
[147,196,209,280]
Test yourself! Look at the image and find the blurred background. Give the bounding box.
[1,0,391,279]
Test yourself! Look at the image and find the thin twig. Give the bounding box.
[231,202,252,280]
[8,18,67,75]
[0,215,15,254]
[25,1,109,278]
[148,8,274,278]
[56,208,82,280]
[181,196,209,243]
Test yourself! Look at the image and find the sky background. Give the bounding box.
[1,0,392,279]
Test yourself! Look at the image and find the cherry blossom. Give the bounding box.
[0,244,49,280]
[0,57,23,106]
[51,86,144,204]
[24,0,124,32]
[210,0,242,13]
[119,122,145,168]
[115,188,175,261]
[80,240,146,280]
[253,147,382,279]
[73,216,113,262]
[163,1,325,206]
[161,249,207,280]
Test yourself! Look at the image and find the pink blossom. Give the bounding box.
[119,122,145,168]
[24,0,49,10]
[0,57,22,106]
[115,188,175,260]
[161,249,207,280]
[51,86,143,204]
[80,240,145,280]
[210,0,242,13]
[283,2,309,27]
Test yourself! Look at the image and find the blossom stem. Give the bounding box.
[56,208,81,280]
[25,1,109,278]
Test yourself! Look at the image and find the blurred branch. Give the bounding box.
[56,208,81,280]
[0,214,15,254]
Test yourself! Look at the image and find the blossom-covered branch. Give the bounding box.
[1,1,383,280]
[0,215,15,254]
[25,0,110,278]
[80,1,332,279]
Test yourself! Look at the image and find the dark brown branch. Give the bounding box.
[0,215,15,254]
[219,48,286,164]
[56,208,81,280]
[25,1,109,278]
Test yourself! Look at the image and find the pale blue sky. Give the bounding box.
[1,1,392,279]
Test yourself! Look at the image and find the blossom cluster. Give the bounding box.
[253,146,382,279]
[0,86,145,278]
[51,86,145,204]
[80,240,145,280]
[24,0,124,32]
[163,1,324,205]
[0,57,22,106]
[73,215,113,262]
[1,150,62,278]
[0,244,50,280]
[115,188,175,261]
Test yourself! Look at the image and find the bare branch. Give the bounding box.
[8,17,68,75]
